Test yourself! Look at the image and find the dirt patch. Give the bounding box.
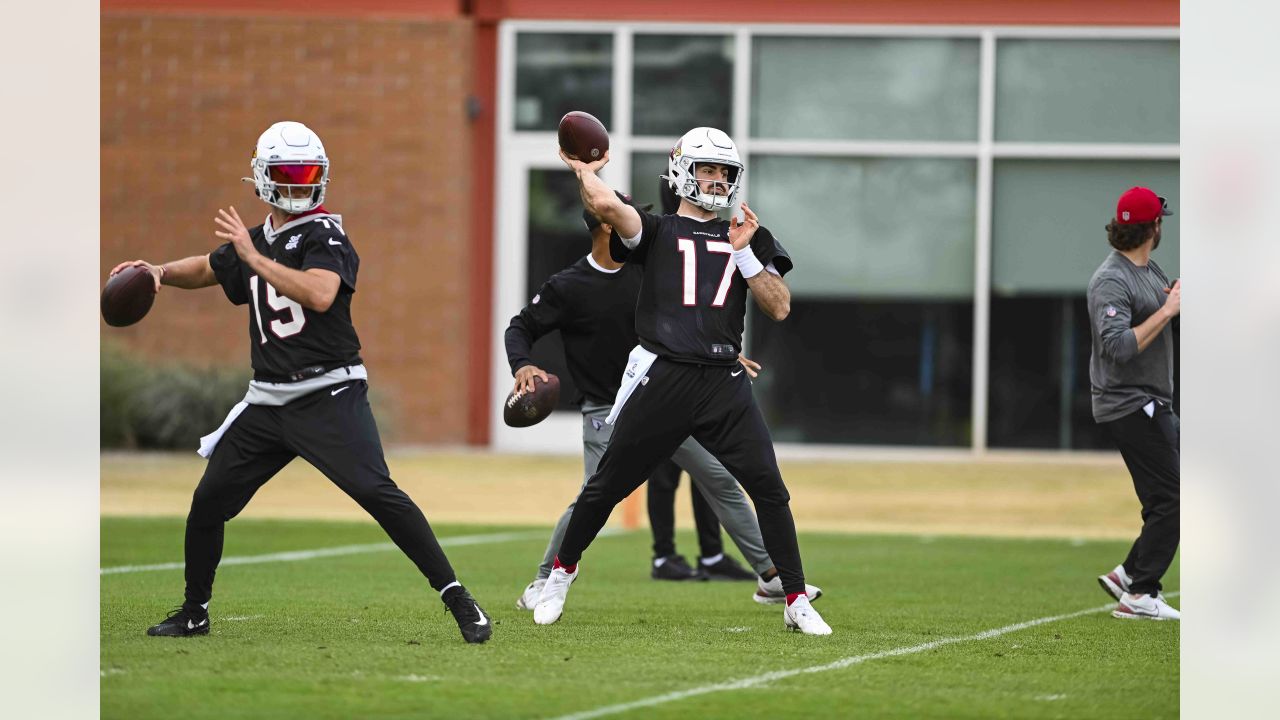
[100,451,1139,539]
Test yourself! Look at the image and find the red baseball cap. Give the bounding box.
[1115,186,1173,225]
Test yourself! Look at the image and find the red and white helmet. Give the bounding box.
[247,121,330,214]
[663,127,744,212]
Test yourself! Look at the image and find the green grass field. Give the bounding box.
[101,517,1178,719]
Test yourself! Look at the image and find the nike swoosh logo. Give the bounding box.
[473,604,488,626]
[187,618,208,630]
[731,369,744,377]
[328,239,342,246]
[331,386,350,396]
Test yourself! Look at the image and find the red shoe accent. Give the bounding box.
[786,592,804,606]
[553,557,577,574]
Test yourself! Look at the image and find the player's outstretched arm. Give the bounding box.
[109,256,217,291]
[559,149,641,239]
[745,272,791,321]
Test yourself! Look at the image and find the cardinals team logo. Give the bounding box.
[1105,306,1117,317]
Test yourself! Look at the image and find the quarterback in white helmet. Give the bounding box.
[106,121,495,644]
[246,120,331,215]
[662,126,745,212]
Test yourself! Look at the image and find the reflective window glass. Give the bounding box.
[516,33,612,131]
[992,160,1179,295]
[749,155,976,298]
[633,34,733,137]
[750,300,973,446]
[751,36,980,141]
[995,40,1179,142]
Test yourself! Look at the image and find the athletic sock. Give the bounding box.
[439,581,463,601]
[553,557,577,574]
[786,592,804,606]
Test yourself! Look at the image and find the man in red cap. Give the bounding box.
[1087,186,1180,621]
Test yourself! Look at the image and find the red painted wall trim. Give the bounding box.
[102,0,461,18]
[472,0,1178,26]
[466,19,498,446]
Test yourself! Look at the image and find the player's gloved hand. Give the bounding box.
[109,260,164,292]
[514,365,551,395]
[737,355,761,379]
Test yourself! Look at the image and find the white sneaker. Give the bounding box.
[515,578,546,611]
[533,565,578,625]
[784,595,832,635]
[1097,564,1132,601]
[753,575,823,605]
[1112,592,1180,621]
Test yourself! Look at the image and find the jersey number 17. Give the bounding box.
[677,239,736,308]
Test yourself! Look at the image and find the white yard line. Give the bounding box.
[101,528,621,575]
[548,591,1180,720]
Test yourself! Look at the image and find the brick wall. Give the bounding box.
[101,14,475,443]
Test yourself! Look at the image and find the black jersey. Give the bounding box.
[505,256,642,405]
[209,212,363,381]
[609,210,793,366]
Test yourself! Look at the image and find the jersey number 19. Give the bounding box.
[248,275,305,344]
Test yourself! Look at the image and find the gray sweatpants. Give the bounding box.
[535,402,772,579]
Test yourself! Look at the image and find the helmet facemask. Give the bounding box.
[251,159,329,214]
[662,127,745,212]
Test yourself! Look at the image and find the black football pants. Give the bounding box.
[558,358,806,594]
[1103,402,1180,596]
[647,459,724,560]
[183,381,457,606]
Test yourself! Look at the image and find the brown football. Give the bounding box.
[503,373,561,428]
[101,265,157,327]
[558,111,609,162]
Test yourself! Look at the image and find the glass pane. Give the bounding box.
[750,300,972,446]
[632,34,733,137]
[629,152,676,213]
[749,156,976,298]
[751,36,979,141]
[996,40,1179,142]
[524,168,592,410]
[992,160,1179,295]
[988,296,1178,449]
[515,33,612,131]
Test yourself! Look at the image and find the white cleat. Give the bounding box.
[754,575,823,605]
[515,578,546,611]
[1097,564,1132,601]
[533,565,578,625]
[1112,592,1180,621]
[784,595,832,635]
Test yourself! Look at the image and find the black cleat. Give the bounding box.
[651,554,700,581]
[443,587,493,644]
[146,604,210,637]
[698,554,757,581]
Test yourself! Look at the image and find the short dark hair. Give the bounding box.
[1105,219,1156,251]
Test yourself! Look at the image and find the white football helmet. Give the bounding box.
[245,121,330,214]
[663,127,744,212]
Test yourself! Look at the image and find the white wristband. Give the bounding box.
[733,247,765,279]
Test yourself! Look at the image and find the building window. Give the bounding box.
[633,34,734,137]
[995,40,1179,143]
[515,33,613,131]
[751,36,980,141]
